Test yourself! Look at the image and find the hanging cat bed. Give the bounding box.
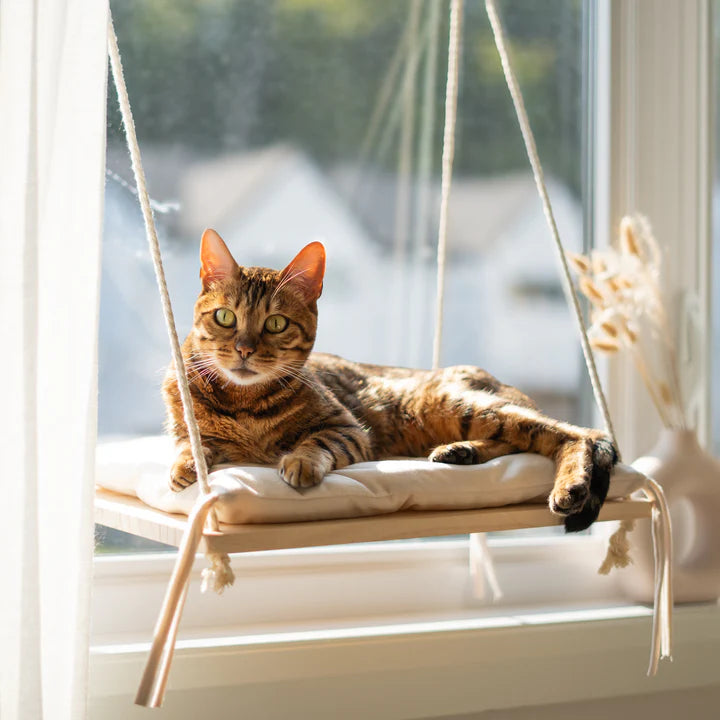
[98,0,673,708]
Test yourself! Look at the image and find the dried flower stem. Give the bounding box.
[629,345,673,428]
[568,214,689,430]
[632,241,687,430]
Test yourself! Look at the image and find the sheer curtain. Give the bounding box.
[0,0,108,718]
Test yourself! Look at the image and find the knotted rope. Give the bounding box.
[107,15,232,590]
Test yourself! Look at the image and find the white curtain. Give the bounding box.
[0,0,109,718]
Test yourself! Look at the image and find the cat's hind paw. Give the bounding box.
[430,440,517,465]
[429,442,479,465]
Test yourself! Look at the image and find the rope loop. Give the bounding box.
[107,14,231,586]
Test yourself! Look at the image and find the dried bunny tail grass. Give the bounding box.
[605,275,623,294]
[620,216,641,258]
[591,251,607,274]
[622,320,639,344]
[579,276,605,306]
[621,214,662,271]
[632,213,662,269]
[590,336,621,354]
[567,251,591,274]
[592,308,622,338]
[658,381,679,411]
[600,320,619,337]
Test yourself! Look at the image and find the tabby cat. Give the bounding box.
[163,229,618,532]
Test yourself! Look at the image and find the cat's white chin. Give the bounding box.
[219,366,265,386]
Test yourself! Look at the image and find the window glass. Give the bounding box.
[98,0,590,551]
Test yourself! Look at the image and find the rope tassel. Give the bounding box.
[598,519,635,575]
[202,552,235,594]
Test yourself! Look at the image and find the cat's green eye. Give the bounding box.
[264,314,288,334]
[214,308,236,328]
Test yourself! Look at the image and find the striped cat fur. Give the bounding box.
[163,230,618,532]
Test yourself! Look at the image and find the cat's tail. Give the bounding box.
[564,437,619,533]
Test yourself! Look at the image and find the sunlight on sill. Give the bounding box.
[91,603,654,655]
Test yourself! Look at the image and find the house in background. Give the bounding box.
[178,146,390,366]
[100,144,387,434]
[443,174,583,418]
[100,144,584,435]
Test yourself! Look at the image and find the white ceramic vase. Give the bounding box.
[617,428,720,603]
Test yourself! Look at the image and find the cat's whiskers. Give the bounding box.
[187,360,217,373]
[262,367,299,394]
[187,367,220,390]
[187,352,217,367]
[186,353,224,390]
[272,362,324,394]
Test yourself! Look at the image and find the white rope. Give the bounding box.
[485,1,673,673]
[641,477,674,674]
[135,490,224,707]
[107,16,232,588]
[469,532,503,601]
[432,0,463,370]
[432,6,506,608]
[484,0,619,453]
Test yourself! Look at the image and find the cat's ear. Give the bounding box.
[200,228,237,288]
[278,242,326,303]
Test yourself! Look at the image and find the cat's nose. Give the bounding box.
[236,342,255,359]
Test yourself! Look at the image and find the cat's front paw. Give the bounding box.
[169,456,198,492]
[279,453,325,489]
[168,445,213,493]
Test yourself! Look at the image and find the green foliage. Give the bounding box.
[108,0,584,194]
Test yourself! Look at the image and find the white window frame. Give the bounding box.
[91,1,720,713]
[598,0,713,458]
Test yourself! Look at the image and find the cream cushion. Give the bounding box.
[95,436,646,525]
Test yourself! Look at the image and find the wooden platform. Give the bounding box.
[95,487,653,555]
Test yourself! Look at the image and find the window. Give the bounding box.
[88,2,719,708]
[97,0,592,552]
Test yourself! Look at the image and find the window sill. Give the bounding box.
[89,603,720,718]
[91,535,625,643]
